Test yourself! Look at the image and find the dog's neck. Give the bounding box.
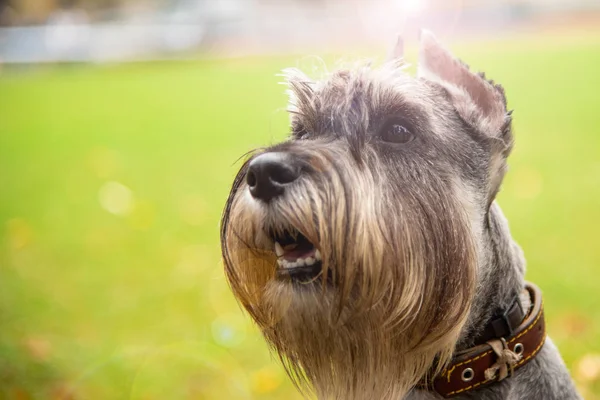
[457,201,526,351]
[411,202,580,399]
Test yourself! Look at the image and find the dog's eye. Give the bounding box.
[291,123,309,140]
[296,129,310,140]
[381,121,414,144]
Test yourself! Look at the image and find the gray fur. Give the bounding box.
[221,31,582,399]
[409,203,581,399]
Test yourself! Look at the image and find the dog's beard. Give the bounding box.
[221,148,478,399]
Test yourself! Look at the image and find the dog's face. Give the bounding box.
[221,32,513,399]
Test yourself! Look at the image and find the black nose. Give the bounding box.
[246,152,300,202]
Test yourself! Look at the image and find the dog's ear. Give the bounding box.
[418,30,513,203]
[417,30,511,142]
[386,35,404,63]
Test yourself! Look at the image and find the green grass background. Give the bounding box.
[0,33,599,399]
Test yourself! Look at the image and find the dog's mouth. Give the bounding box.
[268,228,323,281]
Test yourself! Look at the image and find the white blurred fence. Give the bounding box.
[0,0,598,64]
[0,24,207,63]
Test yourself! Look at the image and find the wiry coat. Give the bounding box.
[221,31,581,399]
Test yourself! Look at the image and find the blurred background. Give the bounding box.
[0,0,599,399]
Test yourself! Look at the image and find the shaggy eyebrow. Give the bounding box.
[368,97,430,134]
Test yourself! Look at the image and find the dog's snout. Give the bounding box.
[246,152,299,202]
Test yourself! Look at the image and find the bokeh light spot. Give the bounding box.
[211,314,247,348]
[98,181,135,216]
[576,354,600,383]
[251,365,283,394]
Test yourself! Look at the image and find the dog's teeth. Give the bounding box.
[277,258,285,267]
[315,250,321,260]
[275,242,284,257]
[304,257,315,266]
[286,261,298,269]
[296,258,306,267]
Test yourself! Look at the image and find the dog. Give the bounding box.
[220,31,581,399]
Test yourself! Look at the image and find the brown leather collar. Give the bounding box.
[420,282,546,398]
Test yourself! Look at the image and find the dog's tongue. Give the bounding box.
[283,245,316,262]
[275,237,317,262]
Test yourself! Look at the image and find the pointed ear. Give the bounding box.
[417,30,510,140]
[386,35,404,63]
[418,30,514,204]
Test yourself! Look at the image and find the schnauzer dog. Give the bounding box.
[220,31,581,399]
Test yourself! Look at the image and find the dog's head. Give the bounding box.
[221,31,513,399]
